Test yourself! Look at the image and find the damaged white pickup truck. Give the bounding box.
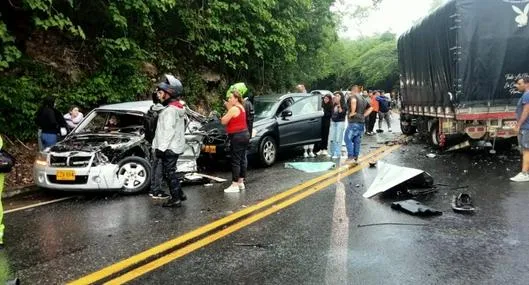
[33,100,225,193]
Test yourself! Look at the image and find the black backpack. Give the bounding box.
[0,150,15,173]
[144,106,161,143]
[244,99,254,134]
[379,98,390,113]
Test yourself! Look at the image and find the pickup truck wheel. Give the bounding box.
[400,120,416,135]
[117,157,151,194]
[259,136,277,167]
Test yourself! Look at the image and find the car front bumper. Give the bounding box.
[248,138,260,156]
[33,163,123,191]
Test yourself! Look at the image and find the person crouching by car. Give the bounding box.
[151,76,187,207]
[222,89,250,193]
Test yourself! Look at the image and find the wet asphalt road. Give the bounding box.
[2,116,529,284]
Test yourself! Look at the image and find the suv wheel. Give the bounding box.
[117,156,151,194]
[259,136,277,167]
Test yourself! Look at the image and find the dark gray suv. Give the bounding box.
[249,93,323,166]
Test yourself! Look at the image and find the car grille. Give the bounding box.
[50,155,92,168]
[47,175,89,185]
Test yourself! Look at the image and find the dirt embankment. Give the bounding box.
[3,138,38,190]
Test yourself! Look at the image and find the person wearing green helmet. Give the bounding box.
[227,83,254,137]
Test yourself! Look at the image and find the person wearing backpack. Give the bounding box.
[146,89,168,199]
[376,91,392,133]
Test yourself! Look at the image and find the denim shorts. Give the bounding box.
[519,130,529,150]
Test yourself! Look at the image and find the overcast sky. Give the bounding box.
[333,0,449,39]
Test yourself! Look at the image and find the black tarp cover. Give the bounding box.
[399,0,529,108]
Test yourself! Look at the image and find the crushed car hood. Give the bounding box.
[49,134,141,153]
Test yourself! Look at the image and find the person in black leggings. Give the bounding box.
[221,90,250,193]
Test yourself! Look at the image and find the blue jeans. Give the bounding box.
[41,132,57,149]
[344,123,364,159]
[328,121,345,157]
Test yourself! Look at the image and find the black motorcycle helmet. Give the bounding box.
[157,74,183,98]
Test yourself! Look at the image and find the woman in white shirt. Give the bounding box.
[64,106,84,132]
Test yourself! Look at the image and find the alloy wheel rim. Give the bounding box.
[263,141,276,163]
[118,162,147,190]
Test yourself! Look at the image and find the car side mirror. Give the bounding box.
[281,110,293,119]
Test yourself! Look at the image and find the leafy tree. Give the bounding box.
[0,0,346,139]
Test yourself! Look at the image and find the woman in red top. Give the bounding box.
[221,90,250,193]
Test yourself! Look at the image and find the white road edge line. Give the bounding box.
[4,196,76,214]
[324,171,350,285]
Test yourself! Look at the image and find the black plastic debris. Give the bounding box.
[407,188,438,196]
[451,193,475,214]
[391,199,442,216]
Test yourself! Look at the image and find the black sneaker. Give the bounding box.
[162,198,182,208]
[152,192,170,199]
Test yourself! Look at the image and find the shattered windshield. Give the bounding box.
[74,111,144,135]
[254,100,278,119]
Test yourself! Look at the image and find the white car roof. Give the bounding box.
[96,100,153,114]
[310,90,332,95]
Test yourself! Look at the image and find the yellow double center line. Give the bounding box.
[69,144,400,284]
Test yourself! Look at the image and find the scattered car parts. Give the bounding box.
[451,193,476,214]
[363,162,433,198]
[391,199,442,216]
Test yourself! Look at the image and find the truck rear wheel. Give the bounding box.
[400,120,416,135]
[430,121,442,147]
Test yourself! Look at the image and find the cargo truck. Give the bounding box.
[398,0,529,149]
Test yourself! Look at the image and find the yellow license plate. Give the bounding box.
[203,145,217,154]
[56,170,76,181]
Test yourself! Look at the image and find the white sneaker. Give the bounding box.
[224,184,241,193]
[239,183,246,190]
[303,152,309,158]
[321,150,328,156]
[309,152,316,158]
[388,128,392,132]
[316,150,323,156]
[510,172,529,182]
[331,155,339,159]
